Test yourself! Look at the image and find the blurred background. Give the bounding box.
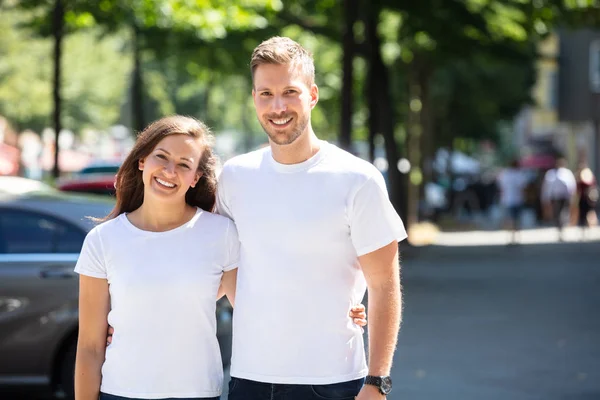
[1,1,600,399]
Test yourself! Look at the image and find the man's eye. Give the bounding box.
[285,90,297,94]
[179,164,190,169]
[261,92,272,96]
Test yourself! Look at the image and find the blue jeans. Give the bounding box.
[99,393,219,400]
[227,377,364,400]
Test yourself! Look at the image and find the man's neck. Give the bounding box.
[270,128,321,165]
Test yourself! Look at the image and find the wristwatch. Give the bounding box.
[365,375,392,395]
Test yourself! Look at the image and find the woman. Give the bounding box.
[576,164,598,234]
[74,116,365,400]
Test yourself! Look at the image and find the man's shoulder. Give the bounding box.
[324,142,382,180]
[224,147,269,168]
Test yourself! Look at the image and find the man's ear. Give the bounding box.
[310,84,319,108]
[191,171,203,188]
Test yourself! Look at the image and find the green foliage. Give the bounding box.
[0,8,130,132]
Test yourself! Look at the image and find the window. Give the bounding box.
[0,209,85,254]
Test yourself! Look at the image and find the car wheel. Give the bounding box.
[57,340,76,399]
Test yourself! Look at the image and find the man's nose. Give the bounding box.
[272,96,287,114]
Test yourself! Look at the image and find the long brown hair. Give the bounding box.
[102,115,217,221]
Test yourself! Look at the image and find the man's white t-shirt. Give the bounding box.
[74,208,239,399]
[216,140,407,385]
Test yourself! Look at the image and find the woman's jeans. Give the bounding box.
[99,393,219,400]
[227,377,365,400]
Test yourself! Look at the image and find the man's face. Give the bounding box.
[252,63,318,146]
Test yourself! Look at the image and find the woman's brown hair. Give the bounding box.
[102,115,217,221]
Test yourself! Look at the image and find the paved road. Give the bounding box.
[6,230,599,400]
[390,233,600,400]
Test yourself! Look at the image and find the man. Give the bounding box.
[497,159,529,245]
[541,158,576,241]
[216,36,406,400]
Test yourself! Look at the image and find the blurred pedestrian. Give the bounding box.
[496,159,529,245]
[217,36,406,400]
[541,158,577,241]
[74,115,370,400]
[575,163,598,239]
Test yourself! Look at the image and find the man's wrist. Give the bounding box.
[364,375,392,396]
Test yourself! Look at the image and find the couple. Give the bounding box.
[74,36,406,400]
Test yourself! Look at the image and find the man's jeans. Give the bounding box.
[99,393,219,400]
[227,377,365,400]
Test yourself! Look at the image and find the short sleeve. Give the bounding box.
[222,219,240,272]
[216,167,234,220]
[74,227,107,279]
[350,173,407,256]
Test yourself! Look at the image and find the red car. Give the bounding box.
[57,174,116,196]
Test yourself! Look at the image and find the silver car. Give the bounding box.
[0,177,232,399]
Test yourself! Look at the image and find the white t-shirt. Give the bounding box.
[216,140,407,385]
[74,208,239,399]
[542,167,577,201]
[497,168,528,207]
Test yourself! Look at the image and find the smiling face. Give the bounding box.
[252,63,318,146]
[138,134,203,204]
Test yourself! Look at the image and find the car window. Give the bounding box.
[0,209,85,254]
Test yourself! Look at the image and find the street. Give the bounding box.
[390,227,600,400]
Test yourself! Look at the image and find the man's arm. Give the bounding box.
[357,240,401,399]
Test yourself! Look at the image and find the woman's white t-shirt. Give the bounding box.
[74,208,239,399]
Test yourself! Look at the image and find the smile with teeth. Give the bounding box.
[155,177,176,188]
[270,117,292,126]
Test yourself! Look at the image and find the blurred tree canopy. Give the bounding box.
[1,0,600,219]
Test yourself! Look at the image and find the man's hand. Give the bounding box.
[106,326,114,346]
[350,304,367,327]
[355,383,386,400]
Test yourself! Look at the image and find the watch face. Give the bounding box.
[381,377,392,394]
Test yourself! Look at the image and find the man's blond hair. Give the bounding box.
[250,36,315,86]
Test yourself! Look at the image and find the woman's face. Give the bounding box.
[138,134,203,204]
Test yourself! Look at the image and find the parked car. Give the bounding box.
[0,177,233,399]
[57,174,117,196]
[77,160,122,176]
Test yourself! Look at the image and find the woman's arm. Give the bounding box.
[217,268,238,307]
[75,275,110,400]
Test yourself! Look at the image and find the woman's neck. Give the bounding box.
[128,199,196,232]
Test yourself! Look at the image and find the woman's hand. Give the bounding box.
[350,304,367,327]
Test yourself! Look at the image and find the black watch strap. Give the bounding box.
[365,375,392,395]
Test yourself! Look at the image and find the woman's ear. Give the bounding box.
[191,171,203,188]
[138,158,145,171]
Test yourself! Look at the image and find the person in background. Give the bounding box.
[496,159,529,245]
[575,163,598,240]
[541,158,577,241]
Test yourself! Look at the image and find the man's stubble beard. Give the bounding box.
[260,113,309,146]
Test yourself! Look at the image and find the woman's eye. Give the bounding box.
[156,154,167,160]
[179,164,190,169]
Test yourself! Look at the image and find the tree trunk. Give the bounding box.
[407,69,422,227]
[339,0,358,151]
[365,3,406,221]
[419,65,434,186]
[51,0,64,179]
[132,24,145,134]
